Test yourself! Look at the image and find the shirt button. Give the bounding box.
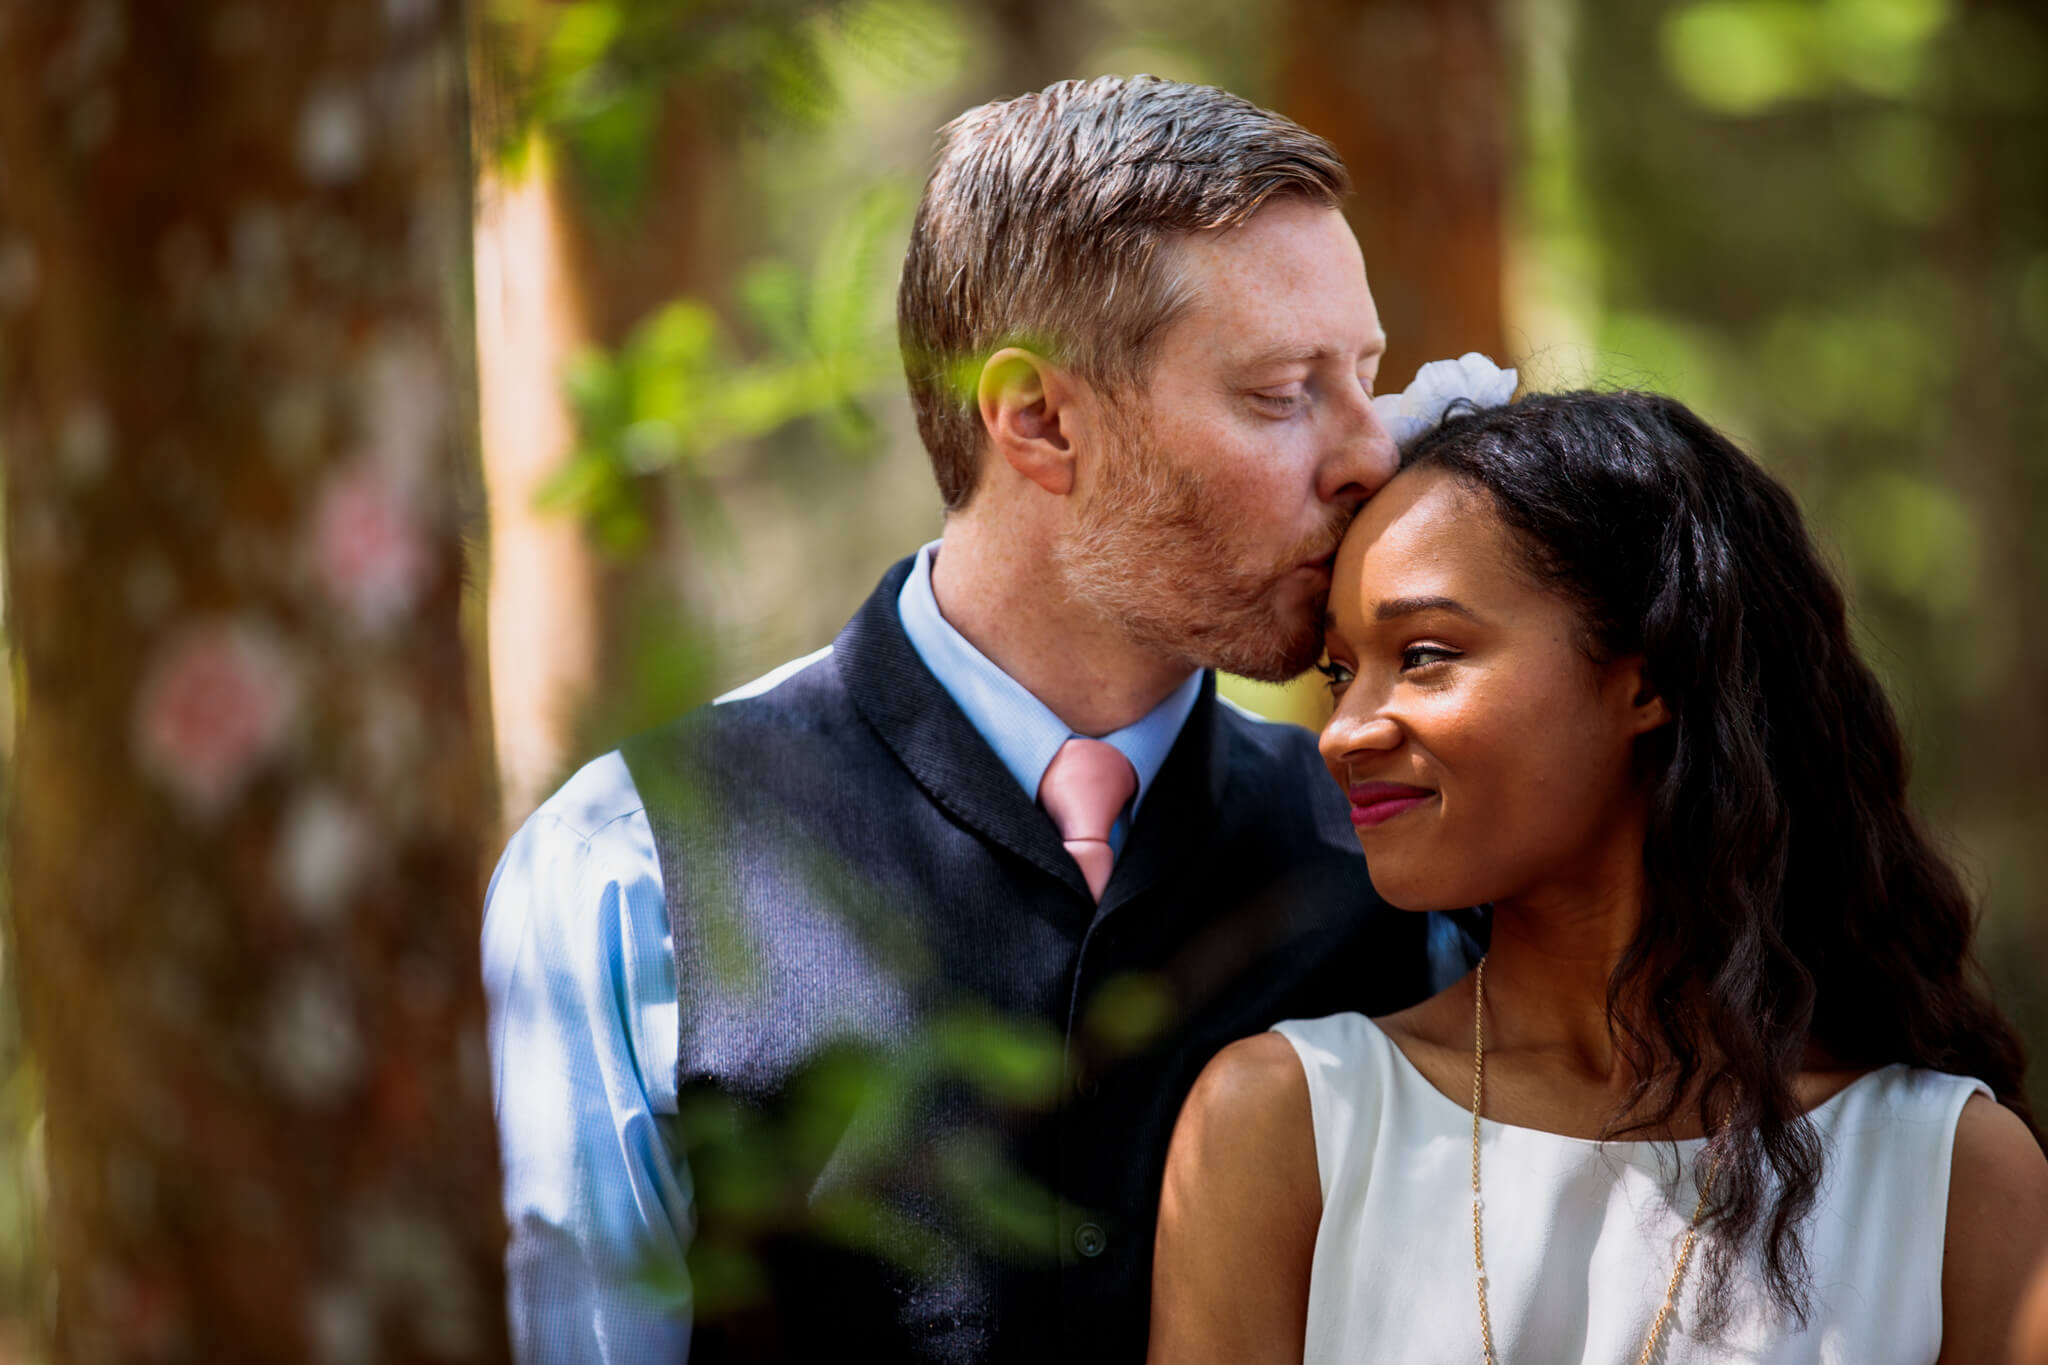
[1074,1222,1108,1258]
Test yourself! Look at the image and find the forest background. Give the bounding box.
[0,0,2042,1357]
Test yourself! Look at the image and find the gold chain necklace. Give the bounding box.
[1469,957,1722,1365]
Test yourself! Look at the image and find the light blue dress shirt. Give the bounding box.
[482,542,1202,1360]
[893,542,1204,850]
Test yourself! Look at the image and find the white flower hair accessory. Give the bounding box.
[1371,352,1519,448]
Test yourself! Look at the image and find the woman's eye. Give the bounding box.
[1400,644,1460,671]
[1314,658,1354,693]
[1251,388,1306,415]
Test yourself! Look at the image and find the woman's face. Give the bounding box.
[1316,465,1667,913]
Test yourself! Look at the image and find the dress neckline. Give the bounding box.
[1360,1013,1886,1151]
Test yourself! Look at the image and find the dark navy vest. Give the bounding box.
[622,557,1438,1362]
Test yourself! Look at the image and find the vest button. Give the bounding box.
[1074,1222,1108,1258]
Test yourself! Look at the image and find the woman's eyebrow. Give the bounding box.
[1374,595,1479,623]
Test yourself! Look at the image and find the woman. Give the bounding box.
[1148,389,2048,1363]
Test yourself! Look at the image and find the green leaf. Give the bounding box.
[1835,471,1980,615]
[938,1141,1063,1263]
[680,1240,769,1319]
[544,1,626,87]
[809,181,914,366]
[1083,973,1178,1057]
[741,259,810,357]
[932,1007,1064,1109]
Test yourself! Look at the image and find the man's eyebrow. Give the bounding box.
[1374,595,1479,622]
[1233,335,1388,370]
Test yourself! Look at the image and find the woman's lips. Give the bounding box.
[1346,781,1435,828]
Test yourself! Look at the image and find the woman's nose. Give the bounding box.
[1318,714,1402,772]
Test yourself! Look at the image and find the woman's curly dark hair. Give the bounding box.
[1403,389,2037,1332]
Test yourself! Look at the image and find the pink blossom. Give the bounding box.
[313,463,431,631]
[134,619,299,816]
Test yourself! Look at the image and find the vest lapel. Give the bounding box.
[1094,678,1227,920]
[836,558,1092,901]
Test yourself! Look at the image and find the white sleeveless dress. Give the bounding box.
[1273,1012,1988,1364]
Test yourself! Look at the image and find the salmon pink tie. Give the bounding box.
[1038,737,1138,903]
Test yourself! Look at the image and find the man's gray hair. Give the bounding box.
[898,75,1350,511]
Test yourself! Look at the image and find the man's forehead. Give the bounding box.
[1154,212,1385,362]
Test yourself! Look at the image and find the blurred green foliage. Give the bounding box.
[1660,0,1953,113]
[649,1011,1075,1321]
[535,181,912,555]
[1555,0,2048,1113]
[483,0,851,220]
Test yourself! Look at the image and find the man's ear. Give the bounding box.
[1615,656,1672,734]
[977,346,1079,497]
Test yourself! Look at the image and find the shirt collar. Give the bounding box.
[896,540,1203,819]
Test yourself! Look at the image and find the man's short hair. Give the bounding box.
[898,75,1350,511]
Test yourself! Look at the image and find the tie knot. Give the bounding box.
[1038,737,1138,846]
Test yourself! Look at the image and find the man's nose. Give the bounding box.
[1317,388,1400,506]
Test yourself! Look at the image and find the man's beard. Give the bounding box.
[1051,417,1353,682]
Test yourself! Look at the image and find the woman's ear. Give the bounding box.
[1615,656,1672,734]
[977,346,1078,496]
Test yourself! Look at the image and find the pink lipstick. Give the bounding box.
[1346,781,1434,828]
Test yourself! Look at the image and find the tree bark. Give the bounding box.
[0,1,508,1358]
[1278,0,1508,385]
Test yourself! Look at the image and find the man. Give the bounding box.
[484,75,1455,1362]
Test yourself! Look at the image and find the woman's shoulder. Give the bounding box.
[1190,1012,1415,1141]
[1264,1010,1442,1196]
[1154,1038,1325,1361]
[1166,1034,1322,1239]
[1268,1010,1413,1113]
[1949,1089,2046,1168]
[1947,1091,2048,1203]
[1935,1094,2048,1365]
[1188,1030,1316,1126]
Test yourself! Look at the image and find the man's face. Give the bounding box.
[1052,198,1398,682]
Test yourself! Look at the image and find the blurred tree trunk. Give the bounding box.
[1278,0,1508,385]
[984,0,1093,96]
[557,91,740,344]
[0,1,509,1359]
[475,148,603,833]
[474,72,742,830]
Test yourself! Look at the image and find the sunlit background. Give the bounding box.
[1,0,2042,1353]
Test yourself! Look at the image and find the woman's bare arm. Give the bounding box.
[1148,1032,1323,1364]
[2011,1250,2048,1365]
[1935,1095,2048,1365]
